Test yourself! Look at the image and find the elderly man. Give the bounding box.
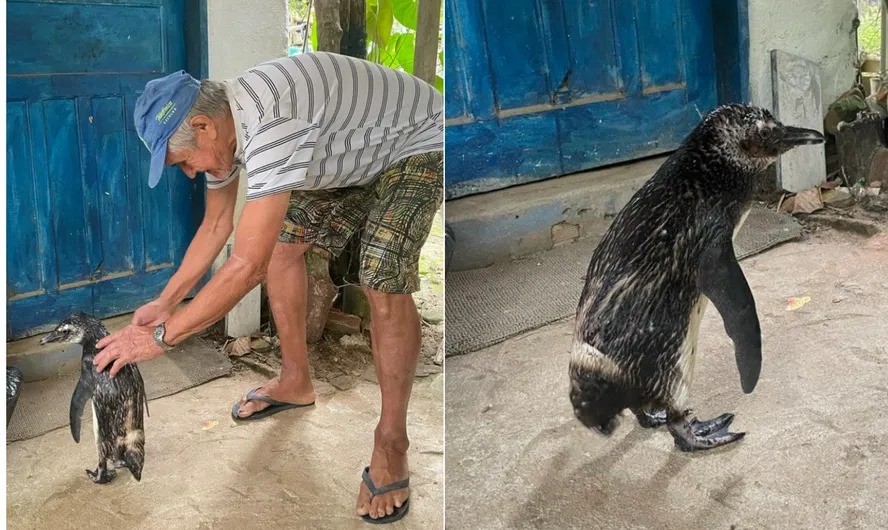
[93,52,442,524]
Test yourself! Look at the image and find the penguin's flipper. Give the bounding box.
[133,364,149,418]
[697,235,762,394]
[69,375,96,443]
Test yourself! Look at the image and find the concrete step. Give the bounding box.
[445,156,665,271]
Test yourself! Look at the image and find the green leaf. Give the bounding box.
[392,32,416,74]
[374,32,413,72]
[367,0,394,50]
[391,0,418,31]
[310,7,318,51]
[434,74,443,92]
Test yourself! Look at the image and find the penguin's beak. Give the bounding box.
[39,330,64,345]
[778,126,824,147]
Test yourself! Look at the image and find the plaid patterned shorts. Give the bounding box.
[279,151,443,294]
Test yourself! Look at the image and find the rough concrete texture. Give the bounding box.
[748,0,857,111]
[445,157,664,271]
[7,372,443,530]
[446,230,888,529]
[208,0,289,333]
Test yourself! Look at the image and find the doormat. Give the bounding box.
[445,205,801,356]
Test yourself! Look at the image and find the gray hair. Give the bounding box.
[167,80,230,152]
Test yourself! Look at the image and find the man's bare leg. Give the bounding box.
[355,289,420,520]
[234,241,316,416]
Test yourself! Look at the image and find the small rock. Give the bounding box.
[339,334,368,348]
[866,186,881,196]
[871,181,882,188]
[251,338,272,353]
[421,307,444,325]
[415,364,442,378]
[330,374,356,391]
[315,381,337,396]
[433,341,444,366]
[482,404,492,413]
[325,309,363,335]
[361,365,378,384]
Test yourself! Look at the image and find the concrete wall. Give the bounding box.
[208,0,288,79]
[747,0,858,110]
[207,0,288,336]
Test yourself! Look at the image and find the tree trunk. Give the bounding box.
[299,0,370,343]
[314,0,343,53]
[413,0,442,85]
[305,248,338,343]
[340,0,367,60]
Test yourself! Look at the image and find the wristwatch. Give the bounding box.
[153,323,175,351]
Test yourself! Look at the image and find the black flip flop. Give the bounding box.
[360,466,410,524]
[230,387,315,421]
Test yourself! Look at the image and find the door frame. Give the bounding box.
[444,0,751,199]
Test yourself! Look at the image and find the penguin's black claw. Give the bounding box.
[667,413,745,452]
[634,409,668,429]
[690,413,735,437]
[87,467,116,484]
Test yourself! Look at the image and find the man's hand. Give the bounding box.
[132,299,176,326]
[94,325,165,378]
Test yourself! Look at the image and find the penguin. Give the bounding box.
[40,312,149,482]
[7,366,23,427]
[569,104,824,452]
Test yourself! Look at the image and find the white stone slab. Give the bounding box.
[770,49,827,192]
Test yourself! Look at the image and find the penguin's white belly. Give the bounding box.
[92,401,99,450]
[668,207,748,405]
[672,295,709,407]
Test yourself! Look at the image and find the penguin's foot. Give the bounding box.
[633,409,667,429]
[87,467,116,484]
[667,410,744,452]
[690,413,735,437]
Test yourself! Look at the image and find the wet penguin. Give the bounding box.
[569,104,823,452]
[40,312,149,482]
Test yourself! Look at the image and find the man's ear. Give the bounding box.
[189,115,218,140]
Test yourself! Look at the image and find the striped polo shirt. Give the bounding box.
[205,52,443,200]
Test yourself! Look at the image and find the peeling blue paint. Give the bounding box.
[7,0,208,339]
[445,0,748,200]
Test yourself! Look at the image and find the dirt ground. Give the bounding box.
[6,212,445,530]
[7,370,443,530]
[445,227,888,529]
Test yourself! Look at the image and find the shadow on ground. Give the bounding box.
[7,371,443,530]
[446,230,888,529]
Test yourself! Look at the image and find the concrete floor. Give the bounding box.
[446,230,888,529]
[7,371,443,530]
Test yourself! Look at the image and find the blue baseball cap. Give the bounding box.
[134,70,201,188]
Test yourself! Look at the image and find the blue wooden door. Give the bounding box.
[445,0,718,199]
[7,0,205,339]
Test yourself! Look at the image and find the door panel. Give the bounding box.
[7,0,203,339]
[445,0,718,199]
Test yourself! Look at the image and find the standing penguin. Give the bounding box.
[40,312,149,482]
[569,104,823,452]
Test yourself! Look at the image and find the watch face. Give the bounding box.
[154,324,168,348]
